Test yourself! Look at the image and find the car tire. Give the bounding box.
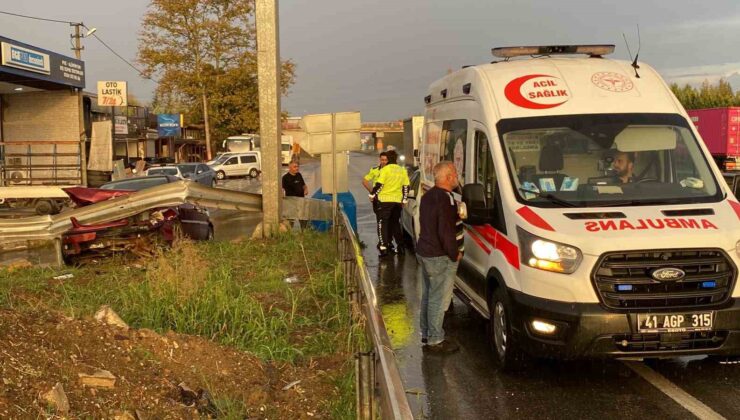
[207,225,215,241]
[35,199,58,215]
[211,179,217,188]
[249,168,259,178]
[216,171,226,180]
[488,286,526,371]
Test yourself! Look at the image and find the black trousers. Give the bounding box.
[376,202,403,251]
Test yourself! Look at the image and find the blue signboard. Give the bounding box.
[0,36,84,88]
[157,114,181,138]
[6,45,49,73]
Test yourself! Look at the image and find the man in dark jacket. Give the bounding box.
[416,161,463,353]
[282,161,308,228]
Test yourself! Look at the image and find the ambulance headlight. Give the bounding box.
[518,227,582,274]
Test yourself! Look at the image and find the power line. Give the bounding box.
[0,9,156,83]
[0,10,74,25]
[89,32,157,83]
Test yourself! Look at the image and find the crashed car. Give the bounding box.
[61,175,214,260]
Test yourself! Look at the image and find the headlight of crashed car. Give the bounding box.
[518,227,582,274]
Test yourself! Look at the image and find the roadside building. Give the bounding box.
[0,35,87,187]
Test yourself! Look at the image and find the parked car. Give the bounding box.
[145,164,216,187]
[210,152,261,180]
[145,166,182,178]
[400,169,421,250]
[176,163,216,187]
[61,175,214,261]
[206,152,237,166]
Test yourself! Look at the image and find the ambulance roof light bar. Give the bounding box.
[492,44,615,58]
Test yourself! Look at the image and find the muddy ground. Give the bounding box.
[0,308,345,418]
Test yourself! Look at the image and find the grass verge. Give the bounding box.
[0,230,361,418]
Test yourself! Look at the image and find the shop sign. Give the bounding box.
[157,114,181,137]
[1,42,50,74]
[97,81,128,106]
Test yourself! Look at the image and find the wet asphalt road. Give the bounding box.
[342,152,739,420]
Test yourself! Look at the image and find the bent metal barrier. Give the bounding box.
[0,180,264,242]
[337,209,413,419]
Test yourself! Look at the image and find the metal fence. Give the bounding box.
[337,210,413,419]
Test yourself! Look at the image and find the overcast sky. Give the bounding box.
[1,1,738,121]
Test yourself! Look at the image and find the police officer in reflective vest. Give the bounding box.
[368,150,409,257]
[363,151,388,221]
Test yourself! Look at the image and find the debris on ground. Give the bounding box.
[78,369,117,389]
[282,380,302,390]
[42,382,70,413]
[284,274,301,284]
[94,305,130,329]
[52,273,75,280]
[0,258,32,272]
[177,382,218,416]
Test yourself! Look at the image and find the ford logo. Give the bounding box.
[651,267,686,281]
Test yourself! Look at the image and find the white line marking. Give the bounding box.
[623,361,726,420]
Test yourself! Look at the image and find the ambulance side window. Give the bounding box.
[442,120,467,180]
[475,131,496,203]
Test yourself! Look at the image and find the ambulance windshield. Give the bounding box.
[499,113,722,208]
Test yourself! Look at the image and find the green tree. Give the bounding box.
[671,78,740,109]
[138,0,295,158]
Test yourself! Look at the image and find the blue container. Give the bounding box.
[310,188,357,232]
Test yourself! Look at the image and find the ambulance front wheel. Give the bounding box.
[489,286,526,371]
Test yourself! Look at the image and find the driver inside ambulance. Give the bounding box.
[612,151,636,184]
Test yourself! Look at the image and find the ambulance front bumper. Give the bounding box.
[508,289,740,359]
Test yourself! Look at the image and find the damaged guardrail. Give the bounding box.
[337,209,413,420]
[0,181,263,242]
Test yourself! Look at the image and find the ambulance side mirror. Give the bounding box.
[462,183,493,225]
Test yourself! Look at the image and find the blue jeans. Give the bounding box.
[419,255,459,345]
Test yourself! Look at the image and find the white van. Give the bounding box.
[418,45,740,369]
[210,152,261,180]
[281,136,294,165]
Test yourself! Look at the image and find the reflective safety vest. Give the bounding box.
[376,164,410,203]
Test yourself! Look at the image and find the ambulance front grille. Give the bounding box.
[591,249,736,311]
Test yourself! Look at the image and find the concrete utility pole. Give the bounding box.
[256,0,282,237]
[71,23,88,186]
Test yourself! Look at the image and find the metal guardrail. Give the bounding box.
[337,209,413,419]
[0,181,264,242]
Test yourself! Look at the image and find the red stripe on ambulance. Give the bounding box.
[464,226,491,254]
[516,206,555,231]
[729,200,740,221]
[471,225,520,270]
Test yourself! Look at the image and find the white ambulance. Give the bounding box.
[418,45,740,369]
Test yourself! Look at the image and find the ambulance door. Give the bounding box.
[460,123,501,300]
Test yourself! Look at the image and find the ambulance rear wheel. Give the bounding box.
[488,286,526,371]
